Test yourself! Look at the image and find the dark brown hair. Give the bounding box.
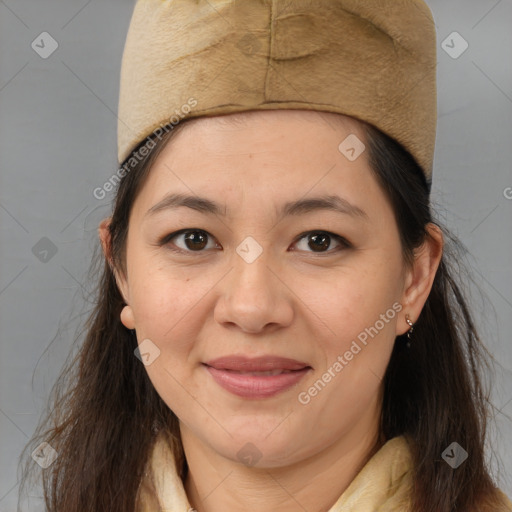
[18,114,509,512]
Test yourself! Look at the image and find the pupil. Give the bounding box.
[185,231,207,250]
[309,233,330,252]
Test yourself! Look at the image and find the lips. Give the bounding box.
[204,355,310,372]
[203,355,312,399]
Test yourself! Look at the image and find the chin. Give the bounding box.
[206,428,312,468]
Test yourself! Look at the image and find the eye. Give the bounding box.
[161,229,219,253]
[292,231,350,254]
[160,229,350,255]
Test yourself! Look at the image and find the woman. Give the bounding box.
[19,1,512,511]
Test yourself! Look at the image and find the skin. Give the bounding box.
[99,110,443,512]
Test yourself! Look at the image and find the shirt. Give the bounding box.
[135,430,512,512]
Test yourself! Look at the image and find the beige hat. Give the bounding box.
[118,0,437,181]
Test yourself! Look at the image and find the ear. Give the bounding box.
[98,217,135,329]
[397,223,444,335]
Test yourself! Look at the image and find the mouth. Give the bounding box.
[202,355,312,399]
[211,368,299,376]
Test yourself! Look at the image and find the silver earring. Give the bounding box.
[405,315,414,337]
[405,314,414,347]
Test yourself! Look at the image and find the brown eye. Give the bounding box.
[308,232,330,252]
[293,231,349,254]
[163,229,218,252]
[161,229,350,255]
[183,230,208,250]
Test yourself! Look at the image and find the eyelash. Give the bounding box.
[158,229,352,255]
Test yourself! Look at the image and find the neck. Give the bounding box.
[181,410,383,512]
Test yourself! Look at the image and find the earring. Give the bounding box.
[405,314,414,347]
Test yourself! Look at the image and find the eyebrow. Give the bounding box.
[144,193,368,221]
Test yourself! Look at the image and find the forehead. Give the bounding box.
[149,109,367,175]
[175,109,365,143]
[195,109,362,129]
[130,109,384,221]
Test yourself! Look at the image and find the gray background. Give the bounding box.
[0,0,511,510]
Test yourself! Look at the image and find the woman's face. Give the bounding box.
[113,110,417,467]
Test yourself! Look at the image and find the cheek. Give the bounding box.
[314,290,398,391]
[127,273,202,391]
[312,261,403,346]
[128,256,195,331]
[301,261,402,410]
[129,270,204,417]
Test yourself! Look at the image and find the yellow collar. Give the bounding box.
[135,433,414,511]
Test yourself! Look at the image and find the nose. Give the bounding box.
[214,250,294,334]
